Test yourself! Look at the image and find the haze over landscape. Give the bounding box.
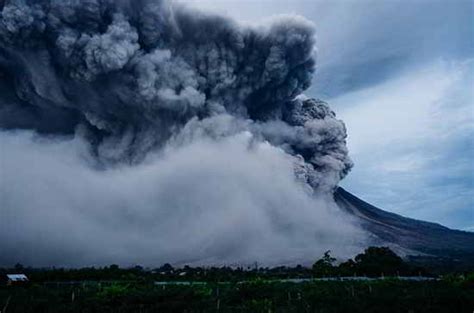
[0,0,472,268]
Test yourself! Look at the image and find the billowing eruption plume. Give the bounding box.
[0,0,362,266]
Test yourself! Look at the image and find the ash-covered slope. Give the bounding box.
[335,187,474,259]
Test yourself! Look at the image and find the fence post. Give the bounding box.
[2,295,11,313]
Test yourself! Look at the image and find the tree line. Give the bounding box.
[1,247,431,282]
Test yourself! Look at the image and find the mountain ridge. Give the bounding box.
[334,187,474,260]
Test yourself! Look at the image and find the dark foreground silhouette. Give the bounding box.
[1,247,474,313]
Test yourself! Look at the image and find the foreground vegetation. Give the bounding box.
[1,278,474,313]
[1,247,473,312]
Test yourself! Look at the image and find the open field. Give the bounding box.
[2,247,472,312]
[1,278,473,313]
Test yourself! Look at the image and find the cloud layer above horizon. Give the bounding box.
[1,130,363,267]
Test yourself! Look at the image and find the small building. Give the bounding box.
[2,274,29,286]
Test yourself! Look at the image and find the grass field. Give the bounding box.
[1,278,473,313]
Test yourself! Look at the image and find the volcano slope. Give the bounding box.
[334,187,474,269]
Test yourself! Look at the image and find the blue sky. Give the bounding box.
[180,0,474,230]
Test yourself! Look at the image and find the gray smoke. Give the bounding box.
[0,0,363,266]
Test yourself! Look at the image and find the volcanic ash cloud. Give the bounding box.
[0,0,365,266]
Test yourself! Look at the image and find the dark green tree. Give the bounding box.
[159,263,174,273]
[312,250,337,277]
[353,246,406,277]
[14,263,24,272]
[338,259,357,276]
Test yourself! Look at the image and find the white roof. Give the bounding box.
[7,274,28,281]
